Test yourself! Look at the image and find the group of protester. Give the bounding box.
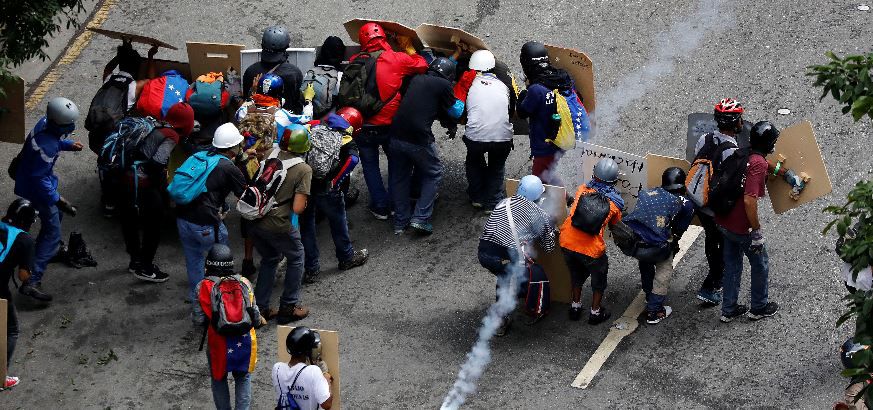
[0,20,808,409]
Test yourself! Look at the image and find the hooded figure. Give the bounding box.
[314,36,346,69]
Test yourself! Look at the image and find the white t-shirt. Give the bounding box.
[273,362,331,410]
[103,71,138,110]
[464,73,513,143]
[843,263,872,291]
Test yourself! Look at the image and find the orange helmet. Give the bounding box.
[359,22,386,45]
[336,107,364,134]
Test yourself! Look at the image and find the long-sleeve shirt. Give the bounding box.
[352,41,428,126]
[14,117,77,205]
[480,196,557,253]
[390,72,462,146]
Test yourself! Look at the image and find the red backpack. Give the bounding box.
[136,70,189,120]
[205,275,257,336]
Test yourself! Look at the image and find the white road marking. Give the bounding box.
[570,225,704,389]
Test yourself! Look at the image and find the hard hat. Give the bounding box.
[661,167,687,194]
[205,244,234,276]
[517,175,545,202]
[213,123,245,149]
[469,50,496,71]
[336,107,364,133]
[261,26,290,64]
[279,124,311,154]
[429,57,456,80]
[4,198,38,232]
[359,22,386,45]
[46,97,79,126]
[593,158,619,184]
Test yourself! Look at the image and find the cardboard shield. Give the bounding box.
[343,19,424,50]
[140,59,191,81]
[277,326,341,409]
[578,142,647,212]
[87,27,178,50]
[544,44,596,113]
[686,112,752,161]
[0,76,26,144]
[186,42,244,79]
[414,24,488,53]
[645,154,690,189]
[239,48,317,80]
[765,120,832,214]
[506,179,572,303]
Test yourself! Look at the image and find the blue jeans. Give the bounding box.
[31,201,62,284]
[300,190,354,272]
[388,139,443,230]
[250,225,304,309]
[177,219,228,303]
[211,371,252,410]
[639,258,673,313]
[463,137,512,208]
[357,126,391,211]
[720,227,769,315]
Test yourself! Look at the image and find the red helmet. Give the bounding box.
[359,22,386,45]
[714,98,744,114]
[336,107,364,134]
[714,98,744,131]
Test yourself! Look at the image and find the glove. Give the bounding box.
[395,35,416,55]
[749,229,765,254]
[302,83,316,102]
[56,197,77,217]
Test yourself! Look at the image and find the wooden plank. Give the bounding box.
[765,120,833,214]
[277,326,341,410]
[87,27,178,50]
[0,76,26,144]
[544,44,596,113]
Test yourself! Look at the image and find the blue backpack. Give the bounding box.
[0,222,23,264]
[168,151,228,205]
[99,116,158,172]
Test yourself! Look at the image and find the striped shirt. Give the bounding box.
[480,196,557,252]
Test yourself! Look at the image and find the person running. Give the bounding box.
[243,25,304,113]
[0,199,38,390]
[623,167,695,324]
[12,97,83,302]
[478,175,557,336]
[388,57,463,235]
[273,326,333,409]
[560,158,624,325]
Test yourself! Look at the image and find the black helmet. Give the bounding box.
[750,120,780,154]
[429,57,456,80]
[661,167,687,194]
[520,41,549,73]
[286,326,322,361]
[261,25,290,64]
[3,198,37,231]
[205,244,234,276]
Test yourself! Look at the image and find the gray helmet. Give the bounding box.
[593,158,619,184]
[261,25,290,64]
[46,97,79,126]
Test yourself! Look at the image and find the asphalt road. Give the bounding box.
[1,0,871,408]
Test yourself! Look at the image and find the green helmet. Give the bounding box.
[279,124,311,154]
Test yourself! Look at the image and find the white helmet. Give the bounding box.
[46,97,79,125]
[469,50,496,72]
[213,123,245,149]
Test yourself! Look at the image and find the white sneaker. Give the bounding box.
[2,375,20,390]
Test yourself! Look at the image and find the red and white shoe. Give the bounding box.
[1,376,20,390]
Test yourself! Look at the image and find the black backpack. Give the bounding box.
[86,74,134,154]
[571,191,611,235]
[708,147,751,216]
[336,51,392,118]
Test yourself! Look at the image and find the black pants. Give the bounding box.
[698,213,724,291]
[477,240,526,302]
[118,183,165,266]
[6,294,18,367]
[463,137,513,208]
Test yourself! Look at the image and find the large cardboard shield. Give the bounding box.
[87,27,178,50]
[343,19,424,51]
[0,76,25,144]
[765,121,832,214]
[414,24,488,53]
[686,112,751,161]
[277,327,341,409]
[544,44,596,113]
[239,48,317,80]
[186,42,244,79]
[645,153,699,225]
[578,142,647,212]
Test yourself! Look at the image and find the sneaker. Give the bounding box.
[128,260,142,274]
[344,187,360,209]
[748,302,779,321]
[369,207,390,220]
[410,222,433,236]
[568,306,583,321]
[134,264,169,283]
[588,307,611,325]
[495,315,512,337]
[696,288,722,306]
[19,282,52,302]
[646,306,673,325]
[241,258,256,279]
[303,269,320,284]
[339,249,369,270]
[720,304,749,323]
[1,376,20,390]
[276,304,310,324]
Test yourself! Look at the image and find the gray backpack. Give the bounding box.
[300,66,339,118]
[305,126,343,180]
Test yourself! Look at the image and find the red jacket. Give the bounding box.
[354,39,428,126]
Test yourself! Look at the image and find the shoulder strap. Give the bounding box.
[502,198,523,258]
[281,157,305,169]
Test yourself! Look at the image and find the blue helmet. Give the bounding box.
[257,73,284,99]
[517,175,545,202]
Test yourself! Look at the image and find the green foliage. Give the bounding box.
[807,51,873,121]
[824,180,873,277]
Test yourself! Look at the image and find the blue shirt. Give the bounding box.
[518,83,560,157]
[624,187,695,245]
[14,117,76,205]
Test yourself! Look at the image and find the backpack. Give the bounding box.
[238,104,279,149]
[85,74,134,153]
[186,72,230,119]
[685,133,738,208]
[301,66,339,118]
[136,70,189,119]
[337,50,390,118]
[708,147,751,216]
[206,275,258,336]
[98,116,158,174]
[237,150,304,220]
[276,365,307,410]
[167,151,229,205]
[549,88,589,150]
[524,260,551,318]
[571,191,611,235]
[0,222,23,264]
[305,126,343,180]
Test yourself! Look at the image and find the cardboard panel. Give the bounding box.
[506,179,572,303]
[139,59,191,81]
[544,44,596,113]
[686,112,752,161]
[414,24,488,53]
[87,27,178,50]
[765,120,832,214]
[277,327,341,410]
[240,48,317,80]
[645,154,690,189]
[0,299,6,384]
[578,142,647,212]
[343,19,424,51]
[186,42,244,79]
[0,76,25,144]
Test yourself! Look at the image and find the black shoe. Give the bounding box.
[48,241,68,264]
[495,315,512,337]
[748,302,779,321]
[241,258,256,279]
[276,304,309,325]
[134,264,169,283]
[19,282,53,302]
[568,306,583,321]
[646,306,673,325]
[339,249,369,270]
[369,207,390,220]
[588,308,611,325]
[102,202,116,218]
[344,188,360,209]
[720,304,749,323]
[66,232,97,268]
[303,269,320,284]
[128,260,142,274]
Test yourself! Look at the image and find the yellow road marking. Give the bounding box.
[571,225,704,389]
[25,0,117,110]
